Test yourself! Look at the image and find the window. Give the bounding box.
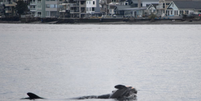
[180,10,183,15]
[174,10,178,15]
[185,10,189,14]
[166,10,169,15]
[93,1,95,5]
[92,7,95,11]
[50,11,57,17]
[46,4,57,8]
[81,1,85,5]
[38,12,41,15]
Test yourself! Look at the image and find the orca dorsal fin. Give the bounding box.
[26,92,44,100]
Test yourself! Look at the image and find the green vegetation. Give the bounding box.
[149,13,157,22]
[15,1,28,17]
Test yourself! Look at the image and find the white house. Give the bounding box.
[146,4,158,15]
[29,0,62,18]
[86,0,101,15]
[166,1,201,16]
[131,0,159,7]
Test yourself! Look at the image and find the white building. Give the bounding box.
[86,0,101,15]
[29,0,62,18]
[166,1,201,16]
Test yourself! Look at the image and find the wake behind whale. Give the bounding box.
[21,85,137,100]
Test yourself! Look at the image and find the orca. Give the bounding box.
[21,92,44,100]
[21,85,137,100]
[75,84,137,100]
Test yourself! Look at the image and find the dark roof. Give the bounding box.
[174,1,201,9]
[152,4,158,8]
[115,5,131,10]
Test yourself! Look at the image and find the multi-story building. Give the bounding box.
[59,0,86,18]
[0,0,17,17]
[29,0,62,18]
[99,0,111,15]
[86,0,101,15]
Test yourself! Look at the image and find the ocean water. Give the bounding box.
[0,24,201,101]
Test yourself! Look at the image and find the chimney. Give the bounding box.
[138,0,141,8]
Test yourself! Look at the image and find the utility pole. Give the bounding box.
[138,0,141,8]
[163,0,166,16]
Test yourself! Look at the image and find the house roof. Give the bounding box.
[147,3,158,9]
[173,1,201,9]
[115,5,131,10]
[152,4,158,8]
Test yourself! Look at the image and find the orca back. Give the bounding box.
[27,92,43,99]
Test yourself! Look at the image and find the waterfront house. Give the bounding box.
[166,1,201,16]
[59,0,86,18]
[129,0,158,7]
[114,5,146,18]
[112,0,159,18]
[0,0,17,17]
[86,0,101,17]
[146,3,158,15]
[29,0,62,18]
[99,0,111,15]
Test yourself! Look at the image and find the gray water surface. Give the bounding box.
[0,24,201,101]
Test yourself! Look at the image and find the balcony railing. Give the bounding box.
[30,8,36,10]
[5,2,16,7]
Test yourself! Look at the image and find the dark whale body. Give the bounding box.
[21,92,44,100]
[21,85,137,100]
[76,85,137,100]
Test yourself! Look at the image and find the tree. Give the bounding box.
[149,13,157,22]
[15,1,28,17]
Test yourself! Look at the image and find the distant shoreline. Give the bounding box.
[1,19,201,24]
